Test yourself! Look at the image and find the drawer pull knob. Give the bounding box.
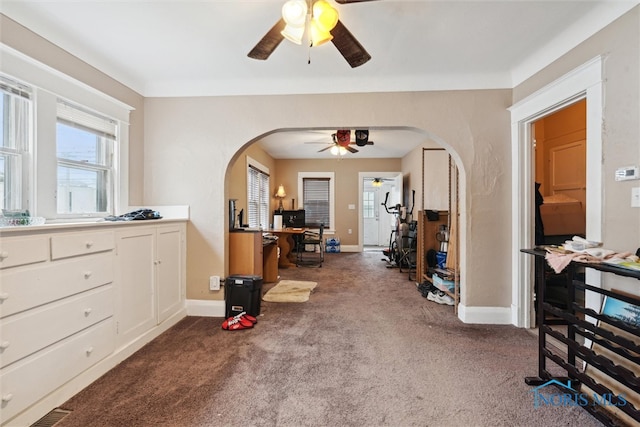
[86,241,94,248]
[0,293,8,301]
[0,251,8,260]
[84,271,92,279]
[86,346,94,355]
[84,308,92,316]
[0,341,10,350]
[1,393,13,403]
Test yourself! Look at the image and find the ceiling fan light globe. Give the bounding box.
[330,145,340,155]
[339,146,347,155]
[281,24,305,44]
[309,21,333,46]
[282,0,308,26]
[312,1,339,32]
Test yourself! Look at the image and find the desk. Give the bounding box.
[267,228,306,268]
[229,231,279,282]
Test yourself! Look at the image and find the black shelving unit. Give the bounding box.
[522,248,640,426]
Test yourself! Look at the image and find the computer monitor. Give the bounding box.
[280,209,305,228]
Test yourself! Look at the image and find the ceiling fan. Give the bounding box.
[247,0,376,68]
[306,129,374,154]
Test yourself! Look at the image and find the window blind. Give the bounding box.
[247,165,270,228]
[303,178,330,226]
[57,100,117,140]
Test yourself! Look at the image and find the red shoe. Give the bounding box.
[234,311,257,324]
[222,316,253,330]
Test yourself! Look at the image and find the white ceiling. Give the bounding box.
[2,0,638,159]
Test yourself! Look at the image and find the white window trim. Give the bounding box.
[509,55,603,328]
[0,44,133,219]
[297,171,335,231]
[246,156,270,229]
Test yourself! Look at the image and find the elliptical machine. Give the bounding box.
[381,189,416,271]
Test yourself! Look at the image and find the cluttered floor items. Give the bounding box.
[221,312,257,331]
[417,281,455,306]
[542,235,640,273]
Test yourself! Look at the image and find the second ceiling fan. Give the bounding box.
[306,129,374,154]
[248,0,376,68]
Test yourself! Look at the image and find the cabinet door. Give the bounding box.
[156,225,184,324]
[114,227,156,348]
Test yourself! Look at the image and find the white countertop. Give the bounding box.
[0,206,189,234]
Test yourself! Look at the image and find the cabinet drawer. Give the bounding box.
[0,318,114,425]
[0,252,113,318]
[0,236,49,270]
[0,286,113,368]
[51,231,114,260]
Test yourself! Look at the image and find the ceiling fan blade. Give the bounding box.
[248,18,286,60]
[345,145,359,153]
[318,146,333,153]
[331,20,371,68]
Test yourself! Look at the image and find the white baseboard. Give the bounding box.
[186,299,225,317]
[457,304,512,324]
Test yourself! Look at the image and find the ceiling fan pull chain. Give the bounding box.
[308,42,312,64]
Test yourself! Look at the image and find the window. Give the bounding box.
[363,191,375,218]
[56,101,115,214]
[0,76,31,211]
[247,162,270,229]
[2,47,132,221]
[302,177,330,227]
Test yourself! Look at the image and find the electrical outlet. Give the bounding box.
[209,275,220,291]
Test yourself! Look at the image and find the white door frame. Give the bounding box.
[509,56,603,328]
[358,171,402,252]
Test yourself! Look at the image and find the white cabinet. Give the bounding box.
[115,223,185,348]
[156,226,184,324]
[0,231,115,425]
[0,220,186,427]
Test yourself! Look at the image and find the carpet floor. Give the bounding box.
[56,251,602,427]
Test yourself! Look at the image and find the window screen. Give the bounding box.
[247,165,270,228]
[303,177,329,226]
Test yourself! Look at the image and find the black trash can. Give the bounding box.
[225,275,263,318]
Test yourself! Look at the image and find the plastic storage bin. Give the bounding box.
[225,275,263,318]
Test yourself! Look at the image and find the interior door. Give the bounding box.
[363,189,378,245]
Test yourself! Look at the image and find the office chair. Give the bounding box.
[296,223,324,267]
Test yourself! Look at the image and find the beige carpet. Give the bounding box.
[262,279,317,302]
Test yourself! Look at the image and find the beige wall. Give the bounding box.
[274,158,403,246]
[144,90,513,307]
[514,6,640,292]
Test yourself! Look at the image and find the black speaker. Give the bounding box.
[355,129,369,146]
